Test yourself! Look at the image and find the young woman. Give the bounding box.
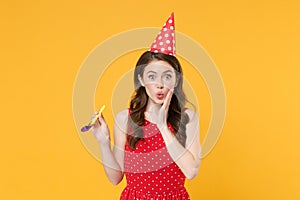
[91,13,201,199]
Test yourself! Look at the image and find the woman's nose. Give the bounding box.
[156,84,163,89]
[156,78,164,88]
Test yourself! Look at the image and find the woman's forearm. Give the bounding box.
[159,125,200,180]
[98,141,124,185]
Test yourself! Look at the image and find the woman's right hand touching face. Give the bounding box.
[90,111,110,144]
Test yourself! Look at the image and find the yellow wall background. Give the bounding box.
[1,0,299,199]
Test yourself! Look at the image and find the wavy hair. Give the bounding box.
[127,51,189,149]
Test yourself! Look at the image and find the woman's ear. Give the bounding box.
[138,74,145,87]
[175,76,180,87]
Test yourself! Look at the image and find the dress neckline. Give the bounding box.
[144,118,156,125]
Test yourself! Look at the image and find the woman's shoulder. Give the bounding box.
[183,108,200,141]
[115,109,129,119]
[183,108,199,121]
[114,109,129,133]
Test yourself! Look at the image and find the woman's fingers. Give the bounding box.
[157,89,174,128]
[91,109,100,120]
[98,114,105,125]
[162,88,174,110]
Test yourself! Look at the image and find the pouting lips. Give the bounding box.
[156,93,164,99]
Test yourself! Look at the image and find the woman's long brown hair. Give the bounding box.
[127,51,189,150]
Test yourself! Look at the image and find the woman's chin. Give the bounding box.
[148,96,165,105]
[154,98,164,105]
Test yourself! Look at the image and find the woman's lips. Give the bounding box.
[156,93,164,99]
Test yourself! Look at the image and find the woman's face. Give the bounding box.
[139,60,177,105]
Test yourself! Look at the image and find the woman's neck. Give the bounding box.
[144,99,163,123]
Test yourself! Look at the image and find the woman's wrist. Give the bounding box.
[97,135,111,146]
[158,123,176,146]
[157,122,168,132]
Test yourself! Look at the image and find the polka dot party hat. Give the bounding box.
[149,12,176,56]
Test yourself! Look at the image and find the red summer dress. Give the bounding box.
[120,119,190,199]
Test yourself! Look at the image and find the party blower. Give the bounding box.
[81,105,106,132]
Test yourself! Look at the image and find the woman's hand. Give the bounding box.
[157,88,174,130]
[90,111,110,144]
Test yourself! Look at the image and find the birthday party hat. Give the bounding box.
[149,12,176,56]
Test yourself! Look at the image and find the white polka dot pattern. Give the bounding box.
[149,12,176,57]
[121,117,190,199]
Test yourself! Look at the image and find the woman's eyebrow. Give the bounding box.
[162,70,173,74]
[146,70,173,74]
[146,71,157,74]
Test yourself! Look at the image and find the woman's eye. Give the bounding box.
[164,74,172,80]
[148,75,155,80]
